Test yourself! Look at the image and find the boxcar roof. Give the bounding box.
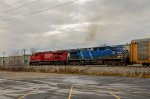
[131,38,150,43]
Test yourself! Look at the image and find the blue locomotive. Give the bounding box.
[67,45,129,66]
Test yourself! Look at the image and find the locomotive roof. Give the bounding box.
[132,38,150,43]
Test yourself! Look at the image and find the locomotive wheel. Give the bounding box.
[76,62,81,66]
[115,62,119,66]
[142,63,149,67]
[72,62,76,66]
[51,62,54,66]
[53,62,56,66]
[122,63,127,66]
[104,61,108,66]
[35,63,38,66]
[61,62,65,66]
[73,62,78,66]
[108,62,113,66]
[33,63,36,66]
[69,62,73,66]
[142,63,146,66]
[117,62,122,66]
[57,62,61,66]
[111,62,117,66]
[146,64,149,67]
[37,63,40,66]
[106,62,111,66]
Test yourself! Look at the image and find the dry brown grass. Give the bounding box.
[0,66,150,78]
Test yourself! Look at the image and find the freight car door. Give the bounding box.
[138,42,149,61]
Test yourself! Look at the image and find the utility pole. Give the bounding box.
[23,49,26,64]
[2,52,5,66]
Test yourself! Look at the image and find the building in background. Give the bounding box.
[0,55,30,66]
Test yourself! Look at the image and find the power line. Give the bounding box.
[0,0,42,15]
[20,0,78,18]
[2,0,78,21]
[0,0,25,8]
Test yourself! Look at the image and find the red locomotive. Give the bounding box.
[30,51,68,65]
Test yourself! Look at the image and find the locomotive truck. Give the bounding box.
[29,38,150,66]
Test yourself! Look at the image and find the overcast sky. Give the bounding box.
[0,0,150,55]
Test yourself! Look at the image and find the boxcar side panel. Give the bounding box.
[130,43,138,64]
[130,40,150,65]
[149,42,150,62]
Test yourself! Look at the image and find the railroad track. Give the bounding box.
[27,65,150,68]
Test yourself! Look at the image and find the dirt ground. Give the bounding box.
[0,71,68,80]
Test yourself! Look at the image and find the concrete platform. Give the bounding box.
[0,72,150,99]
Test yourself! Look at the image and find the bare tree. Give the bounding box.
[30,48,37,55]
[8,50,23,66]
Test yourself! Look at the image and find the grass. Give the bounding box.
[0,66,150,78]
